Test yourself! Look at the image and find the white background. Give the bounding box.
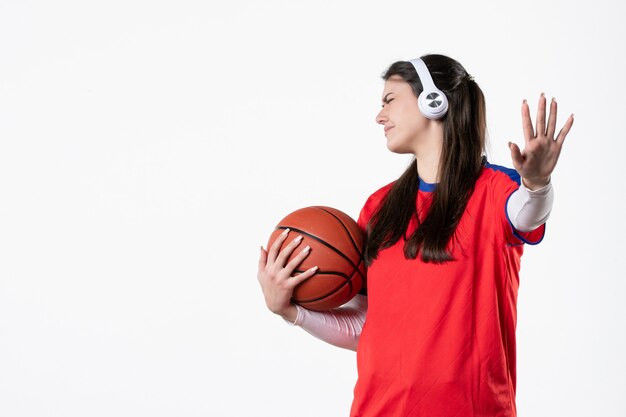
[1,0,624,416]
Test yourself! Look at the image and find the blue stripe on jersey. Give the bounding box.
[486,161,546,246]
[484,161,521,185]
[504,189,546,245]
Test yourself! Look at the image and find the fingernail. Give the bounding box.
[295,235,303,243]
[541,92,545,97]
[523,99,527,105]
[310,266,318,272]
[281,228,290,236]
[302,245,310,253]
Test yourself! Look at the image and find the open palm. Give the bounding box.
[508,93,574,189]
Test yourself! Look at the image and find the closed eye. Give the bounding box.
[381,98,394,108]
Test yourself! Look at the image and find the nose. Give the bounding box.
[376,107,387,125]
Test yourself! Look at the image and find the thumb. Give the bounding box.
[508,141,523,171]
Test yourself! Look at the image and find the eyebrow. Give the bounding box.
[381,92,393,105]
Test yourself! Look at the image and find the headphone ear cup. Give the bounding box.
[410,58,449,119]
[418,89,448,120]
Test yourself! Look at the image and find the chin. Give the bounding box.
[385,139,412,154]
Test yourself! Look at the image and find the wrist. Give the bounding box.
[277,303,299,324]
[521,176,551,191]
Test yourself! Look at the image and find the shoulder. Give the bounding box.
[482,161,521,186]
[362,180,396,210]
[368,180,396,200]
[479,161,524,209]
[357,180,396,229]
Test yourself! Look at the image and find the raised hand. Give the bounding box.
[508,93,574,190]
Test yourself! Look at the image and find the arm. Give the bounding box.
[259,216,369,352]
[507,178,554,232]
[281,294,367,352]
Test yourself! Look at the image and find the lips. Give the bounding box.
[384,127,394,134]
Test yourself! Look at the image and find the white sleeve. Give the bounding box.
[282,294,367,352]
[507,178,554,232]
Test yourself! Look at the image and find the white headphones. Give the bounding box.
[409,58,449,120]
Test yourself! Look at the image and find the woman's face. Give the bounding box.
[375,75,430,154]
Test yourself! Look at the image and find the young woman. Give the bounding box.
[257,53,574,417]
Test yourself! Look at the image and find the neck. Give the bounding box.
[413,124,443,183]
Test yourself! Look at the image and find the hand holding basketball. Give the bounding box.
[257,228,319,317]
[264,206,366,311]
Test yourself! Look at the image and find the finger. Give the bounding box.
[284,244,312,274]
[258,245,268,270]
[275,234,304,268]
[267,228,290,265]
[508,141,524,171]
[521,99,534,146]
[536,93,546,138]
[289,265,319,287]
[546,97,557,139]
[555,114,574,147]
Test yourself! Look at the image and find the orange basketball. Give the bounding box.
[267,206,366,312]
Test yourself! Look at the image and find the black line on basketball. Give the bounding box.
[275,225,366,282]
[292,269,353,301]
[294,264,361,303]
[293,269,350,280]
[316,207,363,258]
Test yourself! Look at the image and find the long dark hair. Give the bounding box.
[364,54,487,266]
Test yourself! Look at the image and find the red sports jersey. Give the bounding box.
[349,161,545,417]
